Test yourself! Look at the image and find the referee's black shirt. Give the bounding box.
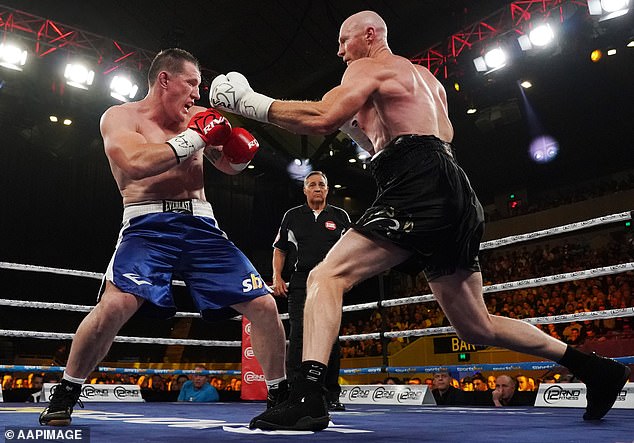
[273,204,350,272]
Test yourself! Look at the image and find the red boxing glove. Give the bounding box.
[222,127,260,170]
[188,108,232,146]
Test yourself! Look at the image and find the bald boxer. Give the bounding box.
[39,48,287,426]
[211,11,630,430]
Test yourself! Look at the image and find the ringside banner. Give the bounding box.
[41,383,143,402]
[340,384,435,406]
[534,382,634,409]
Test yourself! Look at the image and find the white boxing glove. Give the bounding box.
[210,72,274,123]
[340,118,374,154]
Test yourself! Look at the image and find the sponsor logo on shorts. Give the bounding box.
[244,322,251,335]
[162,199,193,214]
[325,221,337,230]
[242,274,264,292]
[122,273,152,286]
[244,346,255,359]
[243,371,265,384]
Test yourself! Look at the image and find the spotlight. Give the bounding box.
[109,75,139,102]
[348,158,357,163]
[64,63,95,90]
[49,116,58,123]
[247,164,255,169]
[484,48,507,69]
[529,135,559,163]
[287,158,312,181]
[518,24,555,51]
[520,81,533,89]
[473,46,507,74]
[588,0,630,21]
[63,119,72,126]
[0,43,27,71]
[607,48,617,55]
[628,38,634,47]
[466,108,477,114]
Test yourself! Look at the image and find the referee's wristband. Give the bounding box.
[166,128,206,163]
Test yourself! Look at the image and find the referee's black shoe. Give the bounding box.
[39,380,83,426]
[250,387,329,431]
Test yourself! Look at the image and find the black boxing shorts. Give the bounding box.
[353,135,485,281]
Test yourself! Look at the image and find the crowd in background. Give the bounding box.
[340,232,633,358]
[0,371,241,402]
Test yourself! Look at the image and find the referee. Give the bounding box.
[272,171,350,411]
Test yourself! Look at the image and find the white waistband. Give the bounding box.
[123,199,215,220]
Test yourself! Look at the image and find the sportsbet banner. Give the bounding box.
[340,384,436,406]
[42,383,143,402]
[534,382,634,409]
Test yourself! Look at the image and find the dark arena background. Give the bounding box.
[0,1,633,441]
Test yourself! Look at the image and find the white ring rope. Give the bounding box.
[0,329,241,347]
[1,210,629,284]
[0,262,185,286]
[479,211,631,250]
[2,307,632,345]
[341,262,634,313]
[2,262,631,317]
[340,307,634,341]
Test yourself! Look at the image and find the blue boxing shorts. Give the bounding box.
[99,199,271,320]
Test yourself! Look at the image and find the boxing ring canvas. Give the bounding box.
[1,402,633,442]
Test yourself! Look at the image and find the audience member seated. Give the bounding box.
[171,374,189,392]
[177,366,219,402]
[432,371,466,405]
[492,375,537,407]
[383,376,402,385]
[25,373,44,403]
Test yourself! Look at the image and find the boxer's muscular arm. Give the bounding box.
[101,106,183,180]
[268,60,381,135]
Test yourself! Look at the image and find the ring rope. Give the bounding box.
[0,365,241,376]
[479,211,631,250]
[339,307,634,341]
[0,262,186,287]
[339,356,634,375]
[3,357,633,377]
[0,329,240,347]
[342,261,634,313]
[2,307,632,345]
[2,262,631,318]
[1,210,629,285]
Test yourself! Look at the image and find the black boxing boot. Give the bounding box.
[266,379,289,409]
[250,361,330,431]
[39,380,83,426]
[558,346,630,420]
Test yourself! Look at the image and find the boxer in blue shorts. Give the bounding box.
[40,49,287,426]
[211,10,629,431]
